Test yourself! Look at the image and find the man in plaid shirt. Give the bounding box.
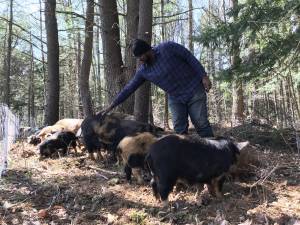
[102,39,214,137]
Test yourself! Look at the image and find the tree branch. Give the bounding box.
[153,7,203,19]
[153,18,188,26]
[0,16,46,44]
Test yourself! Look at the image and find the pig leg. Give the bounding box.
[206,182,216,197]
[216,175,226,197]
[71,141,78,156]
[96,149,104,161]
[208,176,224,198]
[132,168,143,184]
[157,178,176,207]
[150,177,160,200]
[194,183,205,202]
[124,164,132,183]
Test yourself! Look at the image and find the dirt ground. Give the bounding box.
[1,124,300,225]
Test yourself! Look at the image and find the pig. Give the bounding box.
[37,124,65,141]
[39,131,78,158]
[145,134,249,207]
[27,129,43,145]
[81,112,162,161]
[54,118,83,134]
[116,132,158,183]
[37,119,83,141]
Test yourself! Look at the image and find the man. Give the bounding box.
[101,39,214,137]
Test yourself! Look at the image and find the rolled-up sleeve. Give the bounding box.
[167,42,207,78]
[111,70,146,108]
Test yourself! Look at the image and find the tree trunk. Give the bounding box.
[280,80,287,127]
[232,81,244,125]
[273,90,280,127]
[3,0,13,107]
[79,0,94,117]
[160,0,170,129]
[28,32,35,127]
[99,0,124,108]
[76,32,84,118]
[134,0,153,123]
[62,0,77,118]
[289,74,300,119]
[44,0,60,125]
[39,0,47,123]
[96,12,102,109]
[122,0,139,114]
[284,77,293,123]
[208,0,221,123]
[231,0,244,125]
[188,0,194,54]
[60,72,65,118]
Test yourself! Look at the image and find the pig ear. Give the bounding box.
[236,141,249,151]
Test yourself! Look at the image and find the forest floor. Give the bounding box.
[1,123,300,225]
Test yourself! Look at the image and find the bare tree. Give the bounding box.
[134,0,153,123]
[28,32,35,127]
[188,0,194,54]
[160,0,170,129]
[76,32,84,118]
[99,0,124,109]
[79,0,94,117]
[3,0,13,107]
[122,0,139,114]
[231,0,244,125]
[44,0,60,125]
[39,0,47,122]
[95,8,102,109]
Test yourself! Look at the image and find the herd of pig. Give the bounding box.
[24,112,249,207]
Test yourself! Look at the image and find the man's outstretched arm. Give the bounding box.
[100,71,146,115]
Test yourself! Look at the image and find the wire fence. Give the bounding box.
[0,104,20,177]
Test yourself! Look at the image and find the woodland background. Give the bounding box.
[0,0,299,129]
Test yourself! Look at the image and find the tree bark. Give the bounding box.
[96,11,102,109]
[134,0,153,123]
[122,0,139,114]
[77,32,84,118]
[188,0,194,54]
[231,0,244,125]
[3,0,13,107]
[79,0,94,117]
[28,32,35,127]
[289,74,300,119]
[39,0,47,123]
[273,90,279,127]
[280,80,287,127]
[44,0,60,125]
[160,0,170,129]
[99,0,124,108]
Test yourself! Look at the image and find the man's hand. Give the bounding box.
[97,105,113,116]
[202,76,212,92]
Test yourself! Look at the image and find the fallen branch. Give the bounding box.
[250,164,279,188]
[95,173,109,180]
[87,165,120,175]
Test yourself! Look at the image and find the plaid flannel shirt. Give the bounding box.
[111,41,207,108]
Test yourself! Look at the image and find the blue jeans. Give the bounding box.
[168,86,214,137]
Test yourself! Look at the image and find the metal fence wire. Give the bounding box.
[0,104,19,177]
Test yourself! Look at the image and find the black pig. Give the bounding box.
[145,134,248,207]
[81,112,162,161]
[39,131,78,158]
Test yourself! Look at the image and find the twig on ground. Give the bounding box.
[95,173,109,180]
[87,165,120,175]
[250,164,279,188]
[47,185,61,210]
